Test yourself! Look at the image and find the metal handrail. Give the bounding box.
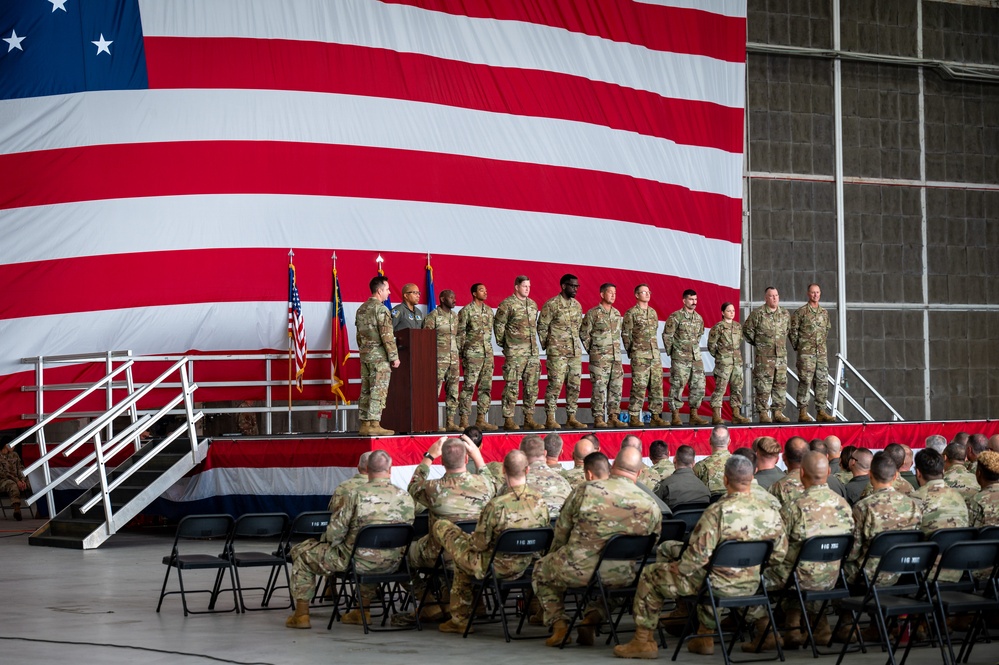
[785,366,876,422]
[831,353,904,422]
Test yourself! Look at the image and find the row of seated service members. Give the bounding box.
[283,427,999,659]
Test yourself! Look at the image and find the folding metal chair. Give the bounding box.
[777,533,854,657]
[156,514,238,616]
[415,519,477,617]
[559,533,658,648]
[658,519,688,546]
[672,509,705,538]
[327,523,419,634]
[671,539,783,665]
[929,539,999,664]
[671,501,710,513]
[463,527,554,641]
[227,512,291,612]
[835,542,948,665]
[264,510,331,606]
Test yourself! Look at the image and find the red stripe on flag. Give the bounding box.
[0,142,741,243]
[377,0,747,63]
[142,37,743,153]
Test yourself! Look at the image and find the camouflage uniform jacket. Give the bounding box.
[912,479,969,535]
[526,460,573,517]
[638,458,676,491]
[423,307,459,360]
[356,296,399,362]
[327,473,367,512]
[970,482,999,528]
[944,466,980,511]
[752,479,783,512]
[859,475,914,501]
[408,461,497,532]
[694,449,731,495]
[621,305,661,360]
[0,448,26,483]
[324,477,415,573]
[849,487,923,583]
[464,484,551,579]
[662,308,704,362]
[789,304,830,354]
[551,477,661,586]
[580,304,623,361]
[770,468,806,508]
[707,320,743,361]
[537,294,582,358]
[457,302,494,357]
[493,295,539,356]
[742,305,790,358]
[770,484,854,590]
[560,466,586,489]
[671,492,787,598]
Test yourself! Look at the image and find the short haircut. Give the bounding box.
[943,442,967,463]
[582,432,601,450]
[809,439,827,454]
[369,275,388,293]
[649,440,668,461]
[441,438,467,470]
[824,436,843,456]
[733,446,756,466]
[600,282,616,293]
[724,455,754,484]
[543,432,564,458]
[470,282,484,295]
[674,445,695,467]
[925,434,948,454]
[519,434,545,459]
[914,449,944,480]
[710,425,730,449]
[852,448,873,472]
[764,286,777,295]
[634,283,649,296]
[367,450,392,473]
[720,301,733,313]
[584,451,611,478]
[784,437,808,465]
[970,433,989,455]
[463,425,483,447]
[515,275,530,286]
[357,451,372,472]
[682,288,697,298]
[953,432,971,445]
[621,435,643,451]
[503,450,529,480]
[870,451,898,483]
[884,443,906,468]
[560,273,578,286]
[440,289,454,299]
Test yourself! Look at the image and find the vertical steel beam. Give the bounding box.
[832,0,849,415]
[917,1,932,420]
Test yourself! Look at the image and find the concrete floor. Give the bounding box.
[0,517,992,665]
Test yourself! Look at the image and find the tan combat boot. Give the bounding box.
[576,610,602,646]
[546,619,570,647]
[741,617,781,652]
[285,599,312,629]
[565,414,586,429]
[798,407,815,422]
[459,414,469,429]
[687,624,715,655]
[711,407,724,425]
[731,410,751,424]
[689,409,709,426]
[437,423,447,433]
[816,409,835,423]
[368,421,395,436]
[611,414,629,428]
[612,626,658,659]
[475,414,498,431]
[443,418,459,432]
[544,412,562,429]
[438,617,474,634]
[648,413,669,427]
[758,411,773,423]
[772,410,790,423]
[593,415,610,429]
[812,612,833,645]
[357,420,373,436]
[783,609,806,649]
[670,410,683,426]
[503,417,520,431]
[341,607,372,625]
[523,412,545,430]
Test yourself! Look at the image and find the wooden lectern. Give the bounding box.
[382,328,438,434]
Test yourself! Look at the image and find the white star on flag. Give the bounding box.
[4,30,25,53]
[92,33,112,55]
[48,0,69,12]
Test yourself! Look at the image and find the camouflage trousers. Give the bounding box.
[589,355,623,421]
[359,358,392,421]
[795,353,829,407]
[436,356,461,422]
[628,355,664,418]
[459,354,493,420]
[545,355,581,416]
[711,356,744,410]
[288,539,374,604]
[500,354,540,419]
[668,358,705,413]
[532,553,632,627]
[751,354,788,414]
[1,479,23,502]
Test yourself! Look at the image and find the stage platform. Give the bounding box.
[23,419,998,521]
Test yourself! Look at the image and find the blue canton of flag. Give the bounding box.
[0,0,148,101]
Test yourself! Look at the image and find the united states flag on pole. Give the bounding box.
[288,262,307,392]
[0,0,745,428]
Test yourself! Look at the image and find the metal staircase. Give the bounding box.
[6,355,208,549]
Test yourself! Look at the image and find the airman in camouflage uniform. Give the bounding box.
[457,283,496,431]
[328,452,371,511]
[580,283,626,429]
[858,475,914,500]
[662,289,707,427]
[912,449,969,535]
[560,438,595,489]
[0,445,28,521]
[622,284,667,427]
[533,448,661,646]
[424,289,461,431]
[286,451,414,628]
[528,459,573,518]
[693,426,732,495]
[708,302,750,424]
[969,451,999,527]
[943,443,979,510]
[742,287,791,423]
[770,468,805,508]
[537,275,585,430]
[615,456,786,659]
[637,440,674,490]
[356,276,400,436]
[493,276,542,430]
[433,450,550,632]
[789,284,834,423]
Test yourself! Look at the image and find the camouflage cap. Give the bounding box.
[978,450,999,475]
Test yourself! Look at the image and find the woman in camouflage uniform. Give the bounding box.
[707,302,750,425]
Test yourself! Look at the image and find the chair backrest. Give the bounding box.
[873,542,939,576]
[707,539,773,570]
[929,527,980,553]
[233,513,289,539]
[600,533,657,562]
[456,520,478,534]
[659,519,687,545]
[709,492,724,504]
[672,501,709,513]
[935,540,999,577]
[672,509,705,533]
[353,523,415,550]
[979,526,999,541]
[796,534,854,564]
[413,512,430,539]
[290,511,331,538]
[175,514,234,540]
[865,529,923,559]
[493,527,554,555]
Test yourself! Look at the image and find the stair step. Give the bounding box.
[28,533,86,550]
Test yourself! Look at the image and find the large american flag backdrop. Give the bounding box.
[0,0,745,429]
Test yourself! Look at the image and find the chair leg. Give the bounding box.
[156,565,173,613]
[176,568,191,617]
[671,599,698,662]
